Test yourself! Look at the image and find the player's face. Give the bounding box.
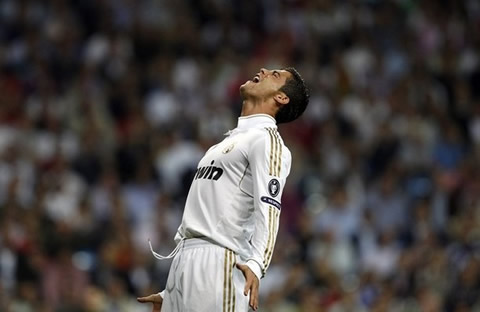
[240,68,292,100]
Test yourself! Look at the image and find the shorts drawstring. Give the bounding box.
[149,237,186,260]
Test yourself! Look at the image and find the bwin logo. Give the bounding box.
[194,160,223,181]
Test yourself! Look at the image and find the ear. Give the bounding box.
[274,92,290,105]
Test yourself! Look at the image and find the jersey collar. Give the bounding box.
[237,114,277,130]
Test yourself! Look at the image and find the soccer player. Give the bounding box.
[138,67,309,311]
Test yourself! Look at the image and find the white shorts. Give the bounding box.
[161,238,251,312]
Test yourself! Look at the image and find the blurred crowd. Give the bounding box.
[1,0,480,311]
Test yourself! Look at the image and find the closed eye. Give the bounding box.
[273,71,280,78]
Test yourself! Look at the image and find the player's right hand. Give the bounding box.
[236,263,259,311]
[137,293,163,312]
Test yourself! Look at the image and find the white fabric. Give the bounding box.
[151,114,291,283]
[172,114,291,280]
[160,238,249,312]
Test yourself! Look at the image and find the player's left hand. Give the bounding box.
[137,293,163,312]
[236,263,259,311]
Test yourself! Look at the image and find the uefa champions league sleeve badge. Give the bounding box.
[268,179,280,197]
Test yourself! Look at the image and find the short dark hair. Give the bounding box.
[275,67,310,124]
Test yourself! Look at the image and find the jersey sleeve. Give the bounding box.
[245,128,291,280]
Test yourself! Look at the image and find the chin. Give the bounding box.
[239,81,250,95]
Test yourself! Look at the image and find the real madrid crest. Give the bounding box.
[222,143,235,154]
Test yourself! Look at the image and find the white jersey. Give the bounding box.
[174,114,291,280]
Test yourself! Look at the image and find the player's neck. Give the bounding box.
[240,99,276,118]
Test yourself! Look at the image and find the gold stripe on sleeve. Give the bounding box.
[265,209,279,271]
[271,129,279,177]
[263,206,274,266]
[266,128,282,177]
[274,130,282,176]
[266,128,275,175]
[266,128,272,175]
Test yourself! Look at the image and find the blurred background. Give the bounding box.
[1,0,480,311]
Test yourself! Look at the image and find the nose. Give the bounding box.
[260,68,267,75]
